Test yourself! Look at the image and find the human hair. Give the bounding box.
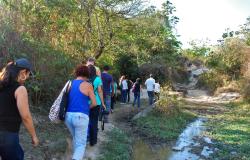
[103,65,110,71]
[88,64,96,79]
[74,65,89,78]
[136,78,140,82]
[0,62,25,90]
[87,57,95,63]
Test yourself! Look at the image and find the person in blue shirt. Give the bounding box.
[101,65,114,122]
[65,65,96,159]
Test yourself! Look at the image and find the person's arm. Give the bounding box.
[111,79,114,97]
[119,78,122,87]
[15,86,39,147]
[153,80,156,90]
[97,86,106,109]
[140,85,143,95]
[88,84,97,108]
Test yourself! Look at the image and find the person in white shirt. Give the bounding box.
[119,75,128,103]
[154,81,160,101]
[145,74,155,105]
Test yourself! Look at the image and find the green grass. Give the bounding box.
[133,109,197,141]
[206,101,250,160]
[98,128,132,160]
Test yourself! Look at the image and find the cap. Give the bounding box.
[15,58,34,76]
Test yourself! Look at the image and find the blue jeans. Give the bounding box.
[147,91,154,105]
[0,131,24,160]
[133,92,141,108]
[65,112,89,160]
[103,93,111,122]
[121,89,127,103]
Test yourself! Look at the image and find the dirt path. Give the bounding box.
[83,90,149,160]
[84,122,115,160]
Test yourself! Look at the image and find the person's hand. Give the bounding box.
[32,136,39,147]
[102,104,107,110]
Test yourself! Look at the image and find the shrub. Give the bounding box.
[241,79,250,101]
[0,24,76,106]
[197,71,228,94]
[154,86,181,115]
[215,81,241,95]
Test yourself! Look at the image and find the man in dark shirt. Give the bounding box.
[101,65,114,122]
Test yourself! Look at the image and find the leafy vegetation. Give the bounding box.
[0,0,183,106]
[207,102,250,159]
[134,90,196,141]
[98,128,132,160]
[134,108,196,141]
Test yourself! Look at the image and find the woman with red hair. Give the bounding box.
[65,65,97,160]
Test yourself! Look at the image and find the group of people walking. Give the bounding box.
[119,74,161,108]
[0,57,160,160]
[65,58,116,159]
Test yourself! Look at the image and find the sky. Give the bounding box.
[148,0,250,48]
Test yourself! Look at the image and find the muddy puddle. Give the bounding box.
[132,118,207,160]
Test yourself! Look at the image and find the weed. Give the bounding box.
[206,101,250,159]
[98,128,132,160]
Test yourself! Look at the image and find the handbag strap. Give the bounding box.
[65,80,72,94]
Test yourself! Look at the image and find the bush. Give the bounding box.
[215,81,241,95]
[206,38,246,80]
[241,79,250,101]
[154,96,181,116]
[0,24,76,106]
[197,71,228,94]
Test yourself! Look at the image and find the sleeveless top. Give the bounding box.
[0,82,22,133]
[67,80,90,115]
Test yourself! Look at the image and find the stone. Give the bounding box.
[203,137,213,144]
[172,146,183,151]
[231,151,237,155]
[201,146,214,158]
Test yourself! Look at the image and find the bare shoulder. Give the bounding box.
[80,81,92,89]
[16,86,27,93]
[15,86,28,97]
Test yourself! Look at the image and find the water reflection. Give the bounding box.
[132,118,206,160]
[132,140,171,160]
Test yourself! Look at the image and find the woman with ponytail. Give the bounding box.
[0,58,39,160]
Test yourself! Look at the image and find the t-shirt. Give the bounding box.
[145,78,155,91]
[110,82,117,94]
[95,66,101,77]
[134,82,140,93]
[122,80,128,90]
[154,83,160,93]
[93,76,102,105]
[101,72,113,95]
